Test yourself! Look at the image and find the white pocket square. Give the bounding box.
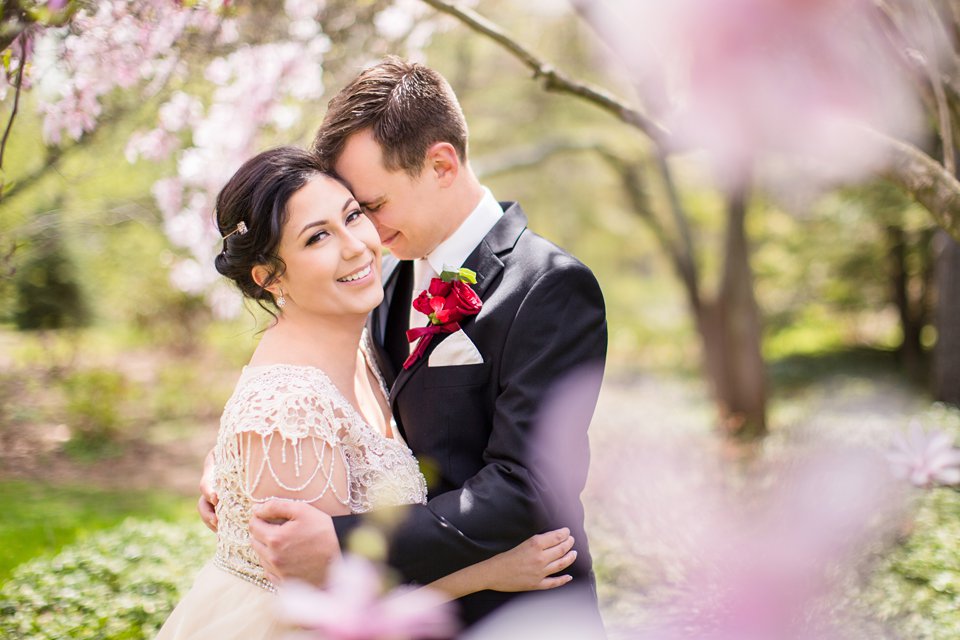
[429,330,484,367]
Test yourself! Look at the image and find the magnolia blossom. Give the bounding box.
[508,370,908,639]
[577,0,923,187]
[117,24,328,312]
[276,554,457,640]
[887,421,960,488]
[33,0,220,145]
[158,91,204,133]
[124,128,178,162]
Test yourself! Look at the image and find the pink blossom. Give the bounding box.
[158,91,203,132]
[283,0,323,22]
[276,554,458,640]
[576,0,923,187]
[518,371,907,639]
[151,178,184,220]
[207,282,243,320]
[887,421,960,488]
[37,0,219,145]
[168,258,215,296]
[40,88,100,144]
[125,128,178,162]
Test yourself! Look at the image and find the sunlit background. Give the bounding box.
[2,1,960,638]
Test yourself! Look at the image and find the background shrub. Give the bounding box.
[0,519,213,640]
[61,369,133,455]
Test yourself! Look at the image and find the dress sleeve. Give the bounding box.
[225,368,352,512]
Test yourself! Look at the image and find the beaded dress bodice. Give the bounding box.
[211,339,427,593]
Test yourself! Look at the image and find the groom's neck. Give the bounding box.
[434,164,486,246]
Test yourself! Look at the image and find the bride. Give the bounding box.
[156,147,578,638]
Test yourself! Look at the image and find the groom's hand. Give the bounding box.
[197,448,218,532]
[248,500,341,586]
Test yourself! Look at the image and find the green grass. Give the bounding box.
[0,480,197,583]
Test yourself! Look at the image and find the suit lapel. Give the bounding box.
[372,255,401,344]
[369,256,408,389]
[388,203,528,408]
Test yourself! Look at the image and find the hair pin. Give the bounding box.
[222,221,248,240]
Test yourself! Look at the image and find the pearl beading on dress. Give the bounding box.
[211,335,427,593]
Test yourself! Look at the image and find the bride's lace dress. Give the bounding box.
[156,340,427,639]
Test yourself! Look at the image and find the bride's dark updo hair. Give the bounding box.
[214,146,326,308]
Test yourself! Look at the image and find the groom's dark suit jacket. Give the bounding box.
[333,202,607,627]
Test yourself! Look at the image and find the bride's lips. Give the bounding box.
[336,261,374,285]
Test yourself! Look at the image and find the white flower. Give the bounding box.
[276,554,457,640]
[887,421,960,488]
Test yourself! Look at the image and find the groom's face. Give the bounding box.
[334,129,446,261]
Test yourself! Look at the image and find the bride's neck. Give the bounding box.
[250,311,366,389]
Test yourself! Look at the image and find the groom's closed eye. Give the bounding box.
[360,200,385,214]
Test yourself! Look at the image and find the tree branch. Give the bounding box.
[419,0,670,144]
[650,149,700,307]
[425,0,960,239]
[919,1,956,174]
[593,148,701,309]
[0,38,25,177]
[872,128,960,241]
[473,138,600,178]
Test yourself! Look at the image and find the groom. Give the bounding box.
[201,56,607,628]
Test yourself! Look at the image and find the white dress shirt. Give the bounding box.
[409,187,503,333]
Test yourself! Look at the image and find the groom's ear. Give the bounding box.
[426,142,459,187]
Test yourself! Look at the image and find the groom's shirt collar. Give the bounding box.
[423,187,503,274]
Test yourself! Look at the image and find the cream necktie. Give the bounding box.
[409,259,436,351]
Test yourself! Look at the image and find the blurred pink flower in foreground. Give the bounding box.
[576,0,923,186]
[502,368,909,639]
[276,554,457,640]
[887,421,960,488]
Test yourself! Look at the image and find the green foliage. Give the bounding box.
[12,221,90,331]
[862,488,960,639]
[60,369,134,456]
[0,481,196,582]
[0,519,213,640]
[859,405,960,639]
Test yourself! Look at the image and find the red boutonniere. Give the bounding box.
[403,267,483,369]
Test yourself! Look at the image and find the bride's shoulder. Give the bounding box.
[220,364,343,437]
[225,364,335,412]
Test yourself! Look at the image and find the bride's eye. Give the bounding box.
[345,209,363,225]
[306,230,329,246]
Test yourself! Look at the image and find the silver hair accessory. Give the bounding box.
[222,221,248,240]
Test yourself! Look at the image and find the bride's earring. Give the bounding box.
[276,290,286,308]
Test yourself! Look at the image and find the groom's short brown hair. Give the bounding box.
[313,56,468,177]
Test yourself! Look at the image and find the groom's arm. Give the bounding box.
[334,260,607,584]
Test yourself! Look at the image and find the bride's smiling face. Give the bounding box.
[269,174,383,318]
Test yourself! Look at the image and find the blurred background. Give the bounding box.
[1,1,959,638]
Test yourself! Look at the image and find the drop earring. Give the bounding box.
[276,290,286,308]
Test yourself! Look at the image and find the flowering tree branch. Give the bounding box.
[477,138,702,312]
[0,34,26,182]
[875,129,960,241]
[473,138,600,178]
[418,0,960,243]
[418,0,670,144]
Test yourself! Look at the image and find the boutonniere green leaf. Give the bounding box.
[439,266,477,285]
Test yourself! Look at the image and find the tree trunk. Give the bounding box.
[887,224,925,378]
[696,187,768,439]
[933,230,960,405]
